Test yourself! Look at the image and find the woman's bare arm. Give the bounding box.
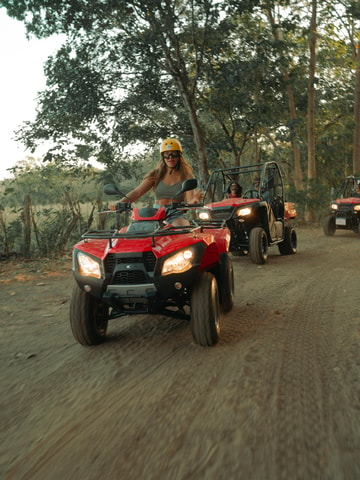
[184,188,204,204]
[120,177,155,203]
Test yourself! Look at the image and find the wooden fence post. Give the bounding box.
[22,195,32,258]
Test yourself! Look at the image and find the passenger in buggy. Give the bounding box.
[353,181,360,197]
[227,182,243,198]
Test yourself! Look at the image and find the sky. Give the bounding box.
[0,9,64,181]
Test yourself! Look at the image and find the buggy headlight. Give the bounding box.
[354,205,360,211]
[237,207,252,216]
[331,203,338,210]
[162,249,194,275]
[77,252,101,278]
[198,211,210,220]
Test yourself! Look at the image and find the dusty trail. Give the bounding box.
[0,226,359,479]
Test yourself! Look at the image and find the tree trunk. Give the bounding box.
[173,69,209,185]
[265,8,303,190]
[148,6,210,187]
[287,81,303,191]
[56,214,80,252]
[353,41,360,174]
[176,82,209,185]
[0,212,10,257]
[306,0,317,222]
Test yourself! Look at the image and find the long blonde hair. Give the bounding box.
[144,152,195,188]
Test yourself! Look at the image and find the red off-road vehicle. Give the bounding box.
[323,176,360,236]
[202,162,297,264]
[70,179,234,347]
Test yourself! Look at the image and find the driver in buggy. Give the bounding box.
[353,180,360,197]
[243,176,260,199]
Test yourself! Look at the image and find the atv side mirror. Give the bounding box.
[173,178,198,198]
[330,187,336,199]
[103,184,125,196]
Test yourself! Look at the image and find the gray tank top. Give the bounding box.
[155,181,184,201]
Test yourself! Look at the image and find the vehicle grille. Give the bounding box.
[113,270,147,284]
[104,252,156,274]
[104,254,116,273]
[210,207,232,219]
[337,203,353,212]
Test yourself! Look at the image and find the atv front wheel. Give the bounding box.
[323,215,336,236]
[249,227,268,264]
[278,226,297,255]
[70,285,109,346]
[190,272,220,346]
[218,254,234,313]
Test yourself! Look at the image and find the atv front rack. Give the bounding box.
[81,219,227,247]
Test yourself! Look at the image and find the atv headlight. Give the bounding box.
[354,205,360,211]
[162,249,194,275]
[331,203,338,211]
[236,207,252,217]
[77,252,101,278]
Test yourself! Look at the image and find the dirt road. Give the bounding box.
[1,226,359,480]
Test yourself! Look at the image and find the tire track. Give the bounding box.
[269,256,353,479]
[272,281,335,479]
[2,227,360,480]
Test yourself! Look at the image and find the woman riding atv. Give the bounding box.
[117,138,203,226]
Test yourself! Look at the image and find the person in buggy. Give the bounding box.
[116,138,203,226]
[354,180,360,197]
[227,182,243,198]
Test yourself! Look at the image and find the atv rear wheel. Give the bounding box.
[70,285,109,346]
[218,254,234,313]
[278,226,297,255]
[190,272,220,346]
[323,215,336,236]
[249,227,268,264]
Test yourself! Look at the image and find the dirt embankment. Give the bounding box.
[1,226,360,480]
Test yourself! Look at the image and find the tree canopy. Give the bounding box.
[1,0,360,188]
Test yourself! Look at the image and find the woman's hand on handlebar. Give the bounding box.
[109,200,130,211]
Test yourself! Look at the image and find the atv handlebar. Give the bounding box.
[100,201,204,216]
[172,202,204,209]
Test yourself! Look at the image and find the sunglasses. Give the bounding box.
[163,152,180,159]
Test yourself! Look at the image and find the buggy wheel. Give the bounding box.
[218,254,234,313]
[323,215,336,236]
[278,226,297,255]
[190,272,220,346]
[249,227,268,264]
[70,285,109,346]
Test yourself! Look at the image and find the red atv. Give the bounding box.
[203,162,297,264]
[323,176,360,236]
[70,179,234,347]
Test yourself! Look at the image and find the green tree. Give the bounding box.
[2,0,261,184]
[1,0,359,198]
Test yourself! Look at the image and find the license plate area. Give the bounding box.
[336,217,346,226]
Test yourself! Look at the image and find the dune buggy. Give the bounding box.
[70,179,234,347]
[323,175,360,236]
[202,161,297,264]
